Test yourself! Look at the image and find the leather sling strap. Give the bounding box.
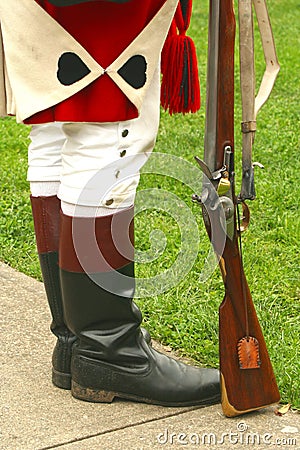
[253,0,280,116]
[238,0,280,200]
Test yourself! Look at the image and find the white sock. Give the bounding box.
[30,181,60,197]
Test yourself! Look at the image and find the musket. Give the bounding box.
[193,0,280,416]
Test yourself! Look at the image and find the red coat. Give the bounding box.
[26,0,165,124]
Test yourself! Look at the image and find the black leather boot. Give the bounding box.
[31,195,76,389]
[59,208,220,406]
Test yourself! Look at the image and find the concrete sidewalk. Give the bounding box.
[0,262,299,450]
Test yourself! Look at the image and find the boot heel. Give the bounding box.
[52,368,72,390]
[71,381,116,403]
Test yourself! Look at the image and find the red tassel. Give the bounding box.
[161,0,200,114]
[161,20,176,76]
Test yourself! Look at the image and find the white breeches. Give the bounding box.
[27,68,160,216]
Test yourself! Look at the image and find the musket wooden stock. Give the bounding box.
[219,238,280,416]
[200,0,280,417]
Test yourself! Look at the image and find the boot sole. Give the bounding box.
[71,381,220,407]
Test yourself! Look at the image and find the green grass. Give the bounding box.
[0,0,299,409]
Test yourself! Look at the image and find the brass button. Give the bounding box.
[122,129,129,137]
[105,199,114,206]
[120,149,127,157]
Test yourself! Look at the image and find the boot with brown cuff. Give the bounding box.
[31,195,77,389]
[59,206,220,406]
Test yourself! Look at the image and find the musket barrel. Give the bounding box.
[204,0,220,173]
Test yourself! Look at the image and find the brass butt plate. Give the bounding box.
[221,374,277,418]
